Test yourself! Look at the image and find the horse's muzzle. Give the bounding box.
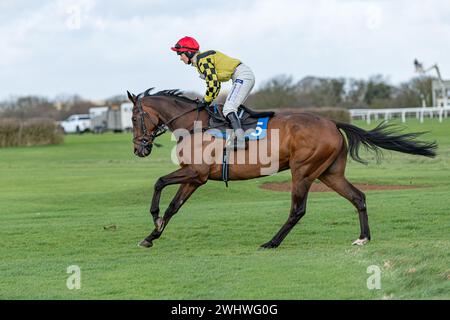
[134,143,153,157]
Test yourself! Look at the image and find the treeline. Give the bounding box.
[0,95,126,121]
[0,75,434,121]
[242,74,433,109]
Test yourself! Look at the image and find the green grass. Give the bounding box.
[0,118,449,299]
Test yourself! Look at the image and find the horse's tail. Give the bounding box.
[335,121,437,164]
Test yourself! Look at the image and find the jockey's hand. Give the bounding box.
[198,99,210,110]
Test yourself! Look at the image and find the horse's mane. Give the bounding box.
[140,88,197,104]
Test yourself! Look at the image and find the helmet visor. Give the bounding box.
[172,43,197,52]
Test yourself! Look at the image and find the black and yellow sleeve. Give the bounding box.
[198,58,221,103]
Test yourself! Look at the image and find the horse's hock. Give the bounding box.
[260,181,420,192]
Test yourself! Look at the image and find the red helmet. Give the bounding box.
[171,36,200,53]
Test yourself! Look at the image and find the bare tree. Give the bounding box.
[246,75,298,109]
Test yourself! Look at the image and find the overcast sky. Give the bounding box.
[1,0,449,100]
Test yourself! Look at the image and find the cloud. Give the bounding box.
[1,0,449,100]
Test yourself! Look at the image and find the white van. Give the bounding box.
[59,114,91,134]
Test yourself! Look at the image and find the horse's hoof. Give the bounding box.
[352,238,369,246]
[155,218,165,232]
[259,242,279,249]
[138,239,153,248]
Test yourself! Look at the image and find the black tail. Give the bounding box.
[335,121,437,164]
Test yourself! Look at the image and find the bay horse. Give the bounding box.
[127,88,437,249]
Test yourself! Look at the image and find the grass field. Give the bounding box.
[0,118,449,299]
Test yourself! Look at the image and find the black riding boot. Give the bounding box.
[226,111,245,149]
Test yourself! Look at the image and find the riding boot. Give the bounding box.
[226,111,246,149]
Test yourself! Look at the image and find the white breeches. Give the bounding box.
[222,63,255,117]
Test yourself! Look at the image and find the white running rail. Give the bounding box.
[349,106,450,124]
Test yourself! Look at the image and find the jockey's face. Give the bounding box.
[179,53,190,64]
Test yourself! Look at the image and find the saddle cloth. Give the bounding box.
[205,104,274,140]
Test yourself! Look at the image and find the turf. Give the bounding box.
[0,118,449,299]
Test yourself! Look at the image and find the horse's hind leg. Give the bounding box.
[260,173,312,249]
[260,139,341,249]
[318,149,370,245]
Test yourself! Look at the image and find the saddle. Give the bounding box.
[205,104,275,138]
[203,104,275,188]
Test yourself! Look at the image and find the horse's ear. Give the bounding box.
[127,90,135,103]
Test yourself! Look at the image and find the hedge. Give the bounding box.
[277,107,351,123]
[0,118,63,148]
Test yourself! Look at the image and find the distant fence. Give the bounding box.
[349,106,450,124]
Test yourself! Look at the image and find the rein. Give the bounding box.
[166,101,200,127]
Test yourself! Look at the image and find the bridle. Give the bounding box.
[133,92,166,150]
[132,90,200,150]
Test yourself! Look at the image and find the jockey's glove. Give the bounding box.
[198,99,210,110]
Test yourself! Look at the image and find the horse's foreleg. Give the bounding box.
[149,167,201,227]
[260,177,312,249]
[140,183,200,248]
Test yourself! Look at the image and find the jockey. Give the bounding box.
[171,36,255,149]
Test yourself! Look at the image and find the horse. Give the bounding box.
[127,88,437,249]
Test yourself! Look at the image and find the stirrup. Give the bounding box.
[225,132,235,150]
[225,112,246,150]
[225,131,246,150]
